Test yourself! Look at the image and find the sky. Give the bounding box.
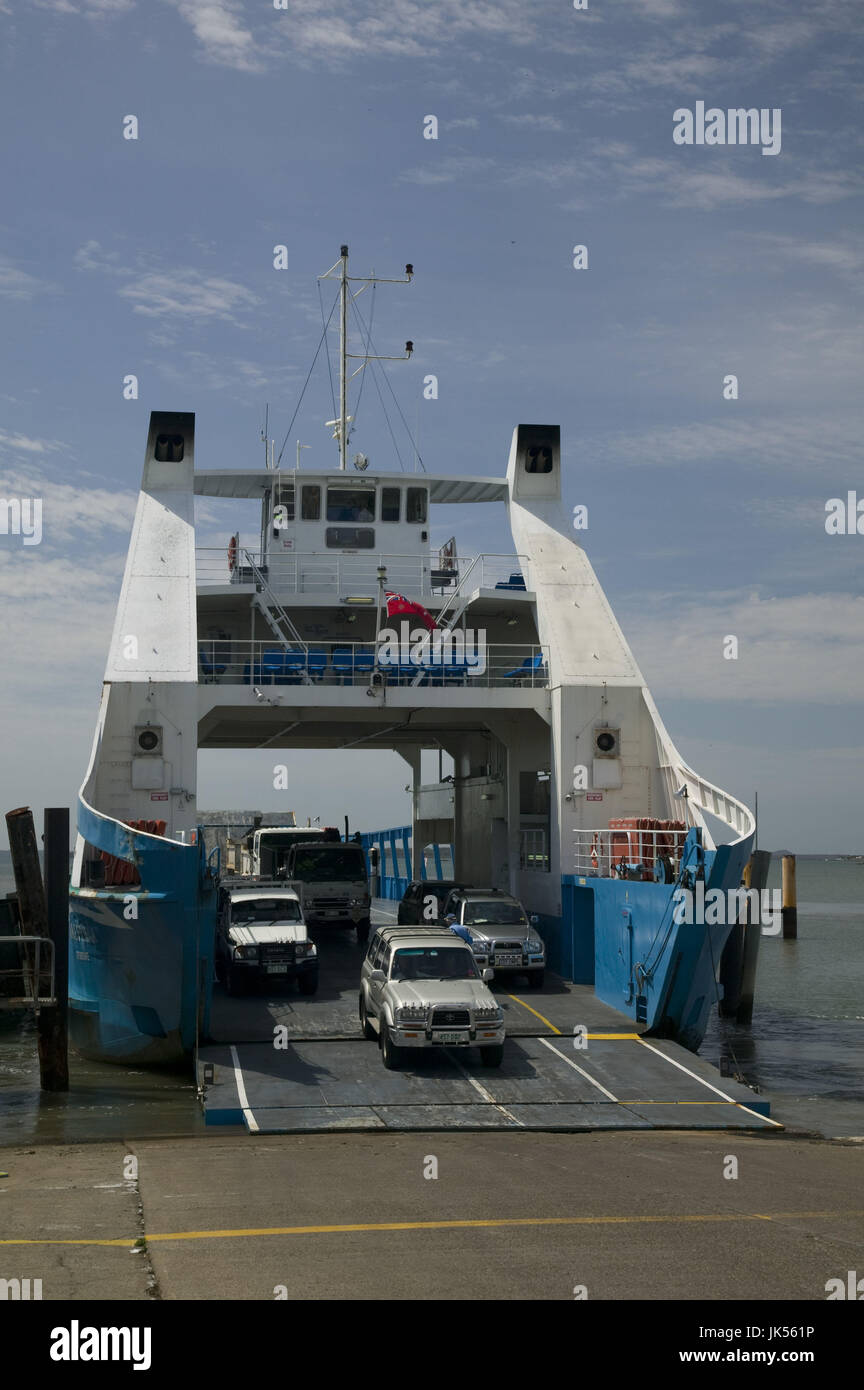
[0,0,862,851]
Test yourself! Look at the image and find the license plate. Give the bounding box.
[266,964,288,974]
[433,1031,468,1044]
[495,953,521,967]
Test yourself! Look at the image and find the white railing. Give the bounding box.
[663,761,755,845]
[198,640,548,690]
[573,826,689,880]
[196,548,528,598]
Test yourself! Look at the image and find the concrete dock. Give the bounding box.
[1,1130,862,1300]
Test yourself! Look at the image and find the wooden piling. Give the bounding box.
[5,806,69,1090]
[782,854,798,940]
[737,849,770,1025]
[42,807,70,1090]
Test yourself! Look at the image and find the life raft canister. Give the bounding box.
[227,535,237,572]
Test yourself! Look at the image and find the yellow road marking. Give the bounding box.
[2,1210,863,1247]
[586,1033,641,1040]
[506,994,561,1033]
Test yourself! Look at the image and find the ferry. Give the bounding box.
[69,246,755,1067]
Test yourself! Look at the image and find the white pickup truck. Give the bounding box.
[216,886,318,996]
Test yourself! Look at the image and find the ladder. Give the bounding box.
[244,550,308,654]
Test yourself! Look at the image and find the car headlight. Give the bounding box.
[471,941,488,955]
[527,938,544,954]
[474,1005,502,1021]
[233,945,258,960]
[295,942,316,958]
[397,1005,426,1024]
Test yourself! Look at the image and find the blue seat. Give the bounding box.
[353,649,376,674]
[306,648,327,679]
[199,649,227,678]
[504,652,545,680]
[331,647,355,679]
[272,649,308,684]
[495,571,526,591]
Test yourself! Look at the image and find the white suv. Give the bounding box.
[359,926,505,1069]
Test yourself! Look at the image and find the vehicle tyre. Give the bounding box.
[527,970,545,988]
[298,971,318,996]
[356,918,370,945]
[359,992,376,1040]
[480,1045,504,1068]
[381,1023,402,1070]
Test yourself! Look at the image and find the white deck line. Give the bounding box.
[229,1044,260,1133]
[448,1055,523,1126]
[537,1036,619,1102]
[635,1037,783,1128]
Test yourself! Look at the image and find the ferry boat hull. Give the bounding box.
[68,402,755,1066]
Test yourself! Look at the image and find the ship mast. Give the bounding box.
[320,245,414,471]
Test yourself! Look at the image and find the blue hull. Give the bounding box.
[547,833,755,1051]
[69,800,217,1065]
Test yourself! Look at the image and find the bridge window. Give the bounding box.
[381,487,401,522]
[326,486,376,523]
[525,446,553,473]
[325,527,375,549]
[301,485,321,520]
[406,487,427,523]
[154,432,184,462]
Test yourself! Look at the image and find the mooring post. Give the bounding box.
[6,806,48,1003]
[5,806,69,1090]
[737,849,770,1025]
[42,807,70,1090]
[781,854,798,940]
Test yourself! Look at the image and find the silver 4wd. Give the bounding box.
[216,886,318,996]
[442,888,546,987]
[359,926,505,1069]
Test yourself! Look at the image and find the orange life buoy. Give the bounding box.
[227,536,237,572]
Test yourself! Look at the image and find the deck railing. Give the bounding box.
[573,826,689,881]
[198,640,549,690]
[196,548,529,597]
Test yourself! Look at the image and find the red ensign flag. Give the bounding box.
[384,591,438,632]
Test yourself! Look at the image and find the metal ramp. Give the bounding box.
[197,1033,776,1135]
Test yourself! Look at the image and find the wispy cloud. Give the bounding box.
[0,429,62,455]
[33,0,135,15]
[119,269,261,321]
[165,0,260,72]
[625,590,864,705]
[499,113,564,132]
[0,255,50,300]
[0,464,136,538]
[587,414,863,472]
[399,154,497,187]
[75,240,262,325]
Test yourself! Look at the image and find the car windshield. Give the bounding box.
[391,947,478,982]
[463,901,527,926]
[232,899,301,923]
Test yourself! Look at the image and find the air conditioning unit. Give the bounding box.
[593,727,620,759]
[134,725,163,756]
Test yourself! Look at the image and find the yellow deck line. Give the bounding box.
[2,1210,862,1247]
[506,994,561,1033]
